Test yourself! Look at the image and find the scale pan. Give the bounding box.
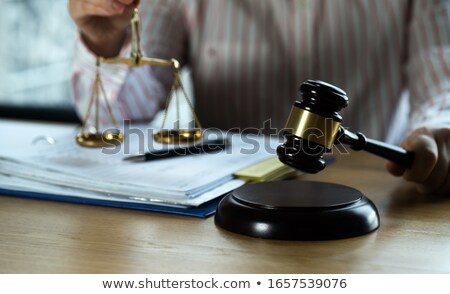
[76,129,124,148]
[153,129,202,144]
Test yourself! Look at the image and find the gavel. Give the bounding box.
[216,80,390,240]
[277,80,415,173]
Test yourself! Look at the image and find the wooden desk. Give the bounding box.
[1,152,449,273]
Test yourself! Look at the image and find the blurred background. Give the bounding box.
[0,0,76,115]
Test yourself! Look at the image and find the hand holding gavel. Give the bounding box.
[277,80,450,194]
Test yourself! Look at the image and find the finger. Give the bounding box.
[385,161,406,177]
[401,129,438,183]
[84,0,139,17]
[418,129,450,193]
[120,0,141,15]
[113,0,140,11]
[86,0,126,15]
[437,166,450,194]
[116,0,137,5]
[70,0,125,18]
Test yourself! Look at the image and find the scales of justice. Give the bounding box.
[74,8,416,241]
[76,8,202,148]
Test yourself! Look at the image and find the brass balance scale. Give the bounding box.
[76,8,202,148]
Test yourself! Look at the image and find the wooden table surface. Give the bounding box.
[1,151,449,274]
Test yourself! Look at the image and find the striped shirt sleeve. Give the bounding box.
[407,0,450,130]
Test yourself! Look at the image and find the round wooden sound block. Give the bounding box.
[215,181,380,240]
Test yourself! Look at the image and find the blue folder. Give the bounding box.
[0,188,222,218]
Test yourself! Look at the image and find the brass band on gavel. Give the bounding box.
[284,107,341,149]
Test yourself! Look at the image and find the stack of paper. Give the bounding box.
[0,119,289,217]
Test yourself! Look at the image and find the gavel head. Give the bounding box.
[277,80,349,173]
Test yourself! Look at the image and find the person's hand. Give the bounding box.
[386,126,450,194]
[68,0,139,57]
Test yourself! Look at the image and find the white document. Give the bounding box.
[0,119,280,207]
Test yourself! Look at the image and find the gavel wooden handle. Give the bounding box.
[337,128,414,168]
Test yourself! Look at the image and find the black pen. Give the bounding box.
[123,138,229,162]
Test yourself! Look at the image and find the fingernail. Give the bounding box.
[111,1,125,12]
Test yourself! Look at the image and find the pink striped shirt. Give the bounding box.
[71,0,450,140]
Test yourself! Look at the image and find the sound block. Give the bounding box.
[215,181,379,240]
